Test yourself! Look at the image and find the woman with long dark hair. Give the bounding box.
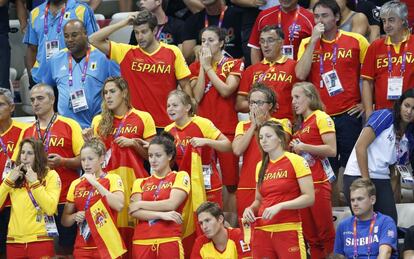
[0,138,60,258]
[344,88,414,224]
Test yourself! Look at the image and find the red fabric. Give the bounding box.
[236,188,255,220]
[300,182,335,259]
[7,240,54,258]
[132,240,182,259]
[248,5,314,60]
[252,229,305,258]
[238,59,298,120]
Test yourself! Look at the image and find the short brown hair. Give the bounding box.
[350,178,376,197]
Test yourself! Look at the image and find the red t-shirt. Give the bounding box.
[109,41,191,127]
[248,5,314,60]
[67,174,124,249]
[15,115,84,203]
[189,58,243,135]
[291,110,335,183]
[255,152,311,229]
[297,30,369,115]
[361,33,414,110]
[131,171,190,240]
[238,56,298,120]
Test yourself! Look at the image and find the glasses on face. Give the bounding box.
[249,100,269,106]
[259,38,281,45]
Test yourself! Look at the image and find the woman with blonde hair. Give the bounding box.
[290,82,337,258]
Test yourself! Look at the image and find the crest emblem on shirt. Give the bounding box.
[387,229,395,238]
[64,12,70,19]
[60,65,67,71]
[183,175,190,187]
[90,62,97,71]
[374,226,378,233]
[92,207,108,228]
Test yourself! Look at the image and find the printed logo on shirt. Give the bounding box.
[0,142,15,153]
[345,235,379,246]
[375,53,414,69]
[64,12,71,19]
[117,178,123,188]
[90,62,97,71]
[264,170,288,180]
[312,49,353,62]
[143,182,172,192]
[130,61,172,74]
[387,229,395,238]
[326,118,334,127]
[374,226,378,233]
[183,174,190,187]
[252,71,293,83]
[111,124,138,135]
[92,207,109,228]
[60,65,67,71]
[288,246,300,252]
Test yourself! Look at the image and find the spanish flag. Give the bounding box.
[180,147,207,258]
[85,197,127,259]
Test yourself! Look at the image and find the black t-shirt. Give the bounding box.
[182,6,243,58]
[404,225,414,252]
[129,16,184,46]
[0,4,9,35]
[357,0,381,26]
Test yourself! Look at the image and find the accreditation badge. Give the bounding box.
[103,148,111,168]
[80,220,91,241]
[321,70,344,96]
[70,89,89,113]
[45,40,60,60]
[387,77,403,100]
[282,45,294,59]
[1,157,13,180]
[202,164,212,190]
[44,215,59,237]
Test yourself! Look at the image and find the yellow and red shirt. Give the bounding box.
[189,58,244,135]
[292,110,335,183]
[234,118,292,189]
[130,171,190,241]
[13,115,84,203]
[66,173,124,250]
[248,5,314,60]
[0,170,61,243]
[297,30,369,115]
[238,56,298,120]
[92,108,156,229]
[361,32,414,110]
[109,41,191,128]
[0,120,28,207]
[255,152,310,232]
[191,228,252,259]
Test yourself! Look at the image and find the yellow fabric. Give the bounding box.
[88,198,127,258]
[181,149,206,238]
[199,239,239,259]
[75,5,86,21]
[234,118,292,138]
[133,236,181,245]
[284,152,311,178]
[385,30,410,53]
[30,7,40,27]
[308,110,336,135]
[58,115,84,156]
[255,222,302,232]
[0,170,61,243]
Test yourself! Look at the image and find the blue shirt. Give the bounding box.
[43,46,120,128]
[334,212,398,258]
[24,0,98,83]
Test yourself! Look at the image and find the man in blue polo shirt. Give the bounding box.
[43,19,119,128]
[24,0,98,86]
[334,178,398,258]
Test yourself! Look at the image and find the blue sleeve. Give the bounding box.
[366,109,393,137]
[379,216,398,251]
[42,59,55,85]
[24,15,38,45]
[334,222,345,255]
[83,5,98,35]
[108,60,120,77]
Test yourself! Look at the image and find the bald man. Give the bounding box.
[43,19,120,129]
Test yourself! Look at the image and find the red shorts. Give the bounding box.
[252,229,306,259]
[132,240,183,259]
[206,187,223,208]
[236,188,255,219]
[119,226,134,259]
[73,247,98,258]
[217,134,239,187]
[7,240,55,259]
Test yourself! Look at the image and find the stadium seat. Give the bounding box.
[9,19,26,79]
[19,70,34,115]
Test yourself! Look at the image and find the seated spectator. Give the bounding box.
[334,178,398,259]
[191,201,251,258]
[404,225,414,258]
[129,0,185,47]
[336,0,370,38]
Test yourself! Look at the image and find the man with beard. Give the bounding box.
[89,9,191,130]
[43,20,119,129]
[24,0,98,86]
